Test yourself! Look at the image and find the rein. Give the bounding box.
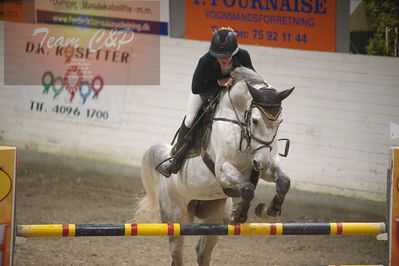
[213,88,281,154]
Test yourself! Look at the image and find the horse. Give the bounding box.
[134,67,294,266]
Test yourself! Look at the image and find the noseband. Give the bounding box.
[213,89,282,154]
[245,102,282,154]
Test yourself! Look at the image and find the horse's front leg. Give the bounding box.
[256,166,290,218]
[218,162,255,224]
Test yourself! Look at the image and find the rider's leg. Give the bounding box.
[185,93,203,128]
[156,93,203,177]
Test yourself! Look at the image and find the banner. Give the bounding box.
[186,0,336,52]
[4,21,161,86]
[4,2,161,123]
[4,1,160,87]
[0,1,24,22]
[4,21,135,122]
[34,0,168,35]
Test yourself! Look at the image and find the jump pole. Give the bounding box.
[17,222,386,238]
[6,144,399,265]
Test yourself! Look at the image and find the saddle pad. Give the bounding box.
[186,101,217,158]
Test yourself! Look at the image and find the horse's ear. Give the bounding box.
[277,87,295,102]
[245,80,262,100]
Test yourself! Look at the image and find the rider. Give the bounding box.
[157,27,256,177]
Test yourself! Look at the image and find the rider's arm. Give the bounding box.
[192,57,222,95]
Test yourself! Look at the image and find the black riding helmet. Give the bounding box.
[209,28,239,58]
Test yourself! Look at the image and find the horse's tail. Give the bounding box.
[134,144,169,222]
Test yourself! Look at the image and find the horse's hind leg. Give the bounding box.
[194,199,227,266]
[160,189,194,266]
[256,167,290,218]
[168,236,184,266]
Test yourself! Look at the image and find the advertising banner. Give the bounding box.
[4,1,161,123]
[0,1,24,22]
[186,0,336,52]
[34,0,168,35]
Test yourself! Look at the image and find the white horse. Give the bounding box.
[135,67,294,266]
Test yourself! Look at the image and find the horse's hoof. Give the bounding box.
[255,203,268,219]
[225,210,239,225]
[226,217,239,225]
[228,216,247,224]
[237,214,248,223]
[266,204,282,217]
[226,209,247,224]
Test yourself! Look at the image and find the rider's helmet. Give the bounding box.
[209,27,239,58]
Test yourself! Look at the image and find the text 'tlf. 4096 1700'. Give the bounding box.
[30,101,109,120]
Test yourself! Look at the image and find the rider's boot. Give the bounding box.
[156,120,192,177]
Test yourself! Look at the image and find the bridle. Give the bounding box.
[201,86,287,197]
[213,88,282,154]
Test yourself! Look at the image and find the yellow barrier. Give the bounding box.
[0,146,16,266]
[17,222,386,238]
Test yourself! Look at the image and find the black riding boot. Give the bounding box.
[156,120,192,177]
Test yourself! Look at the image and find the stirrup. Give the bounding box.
[155,157,176,178]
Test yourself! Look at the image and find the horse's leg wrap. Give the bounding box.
[238,182,255,201]
[218,162,256,224]
[230,182,255,224]
[256,168,291,218]
[276,170,290,196]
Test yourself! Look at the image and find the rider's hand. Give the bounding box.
[218,78,234,88]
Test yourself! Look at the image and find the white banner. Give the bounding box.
[34,0,169,35]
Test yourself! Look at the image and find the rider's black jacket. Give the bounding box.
[191,48,255,97]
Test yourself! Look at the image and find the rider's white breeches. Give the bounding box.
[184,93,203,128]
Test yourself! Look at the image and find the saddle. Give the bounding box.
[185,100,217,159]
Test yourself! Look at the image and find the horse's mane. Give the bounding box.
[221,67,268,108]
[231,67,266,86]
[227,67,273,108]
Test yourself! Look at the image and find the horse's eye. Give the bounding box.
[252,118,258,125]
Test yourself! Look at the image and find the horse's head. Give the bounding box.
[245,81,294,171]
